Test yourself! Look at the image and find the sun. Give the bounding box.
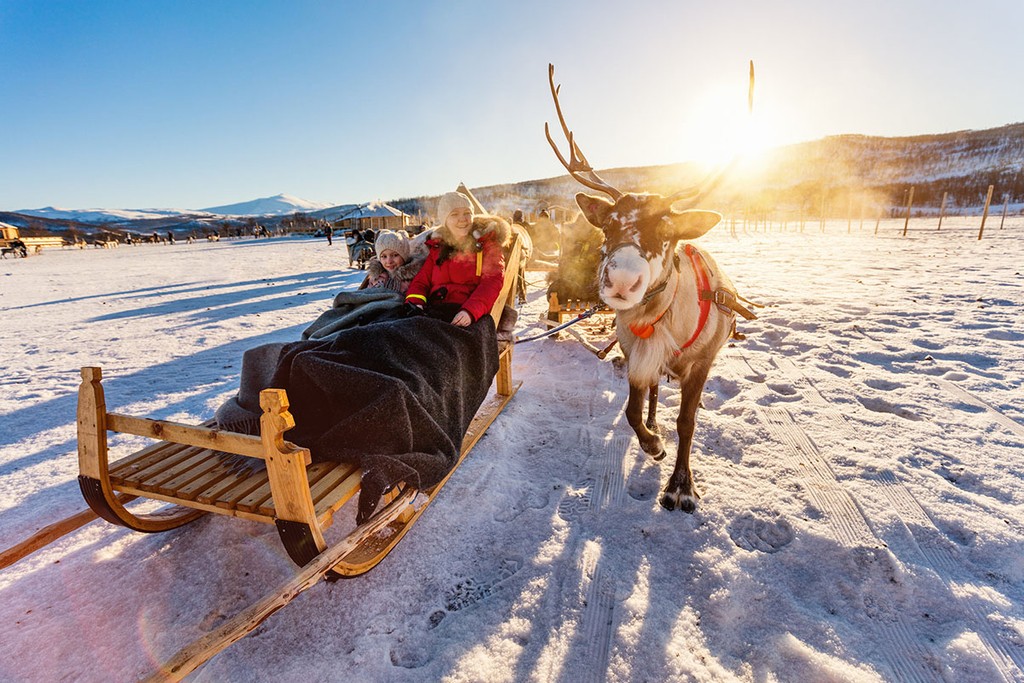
[673,80,796,172]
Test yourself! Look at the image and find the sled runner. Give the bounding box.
[77,234,522,579]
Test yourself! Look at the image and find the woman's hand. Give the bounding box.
[451,310,473,327]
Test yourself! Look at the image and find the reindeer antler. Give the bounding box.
[545,64,623,202]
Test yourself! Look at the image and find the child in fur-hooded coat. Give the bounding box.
[405,191,511,326]
[359,230,424,294]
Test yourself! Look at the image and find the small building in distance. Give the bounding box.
[333,203,410,233]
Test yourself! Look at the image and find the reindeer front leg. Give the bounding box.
[626,382,665,460]
[661,363,712,513]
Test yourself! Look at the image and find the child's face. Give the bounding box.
[379,249,405,272]
[445,207,473,238]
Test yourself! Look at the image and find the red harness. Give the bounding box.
[625,244,713,352]
[674,244,713,354]
[627,271,679,339]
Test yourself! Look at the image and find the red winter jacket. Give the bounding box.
[405,232,505,322]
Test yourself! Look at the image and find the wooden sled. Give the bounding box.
[77,235,522,580]
[546,291,614,325]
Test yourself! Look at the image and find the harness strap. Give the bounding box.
[700,289,759,321]
[675,244,713,352]
[628,272,679,339]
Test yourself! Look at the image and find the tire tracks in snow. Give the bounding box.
[754,352,1024,683]
[877,471,1024,681]
[553,431,631,682]
[932,377,1024,441]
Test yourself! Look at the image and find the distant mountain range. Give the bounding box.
[200,193,336,216]
[14,193,335,225]
[4,122,1022,237]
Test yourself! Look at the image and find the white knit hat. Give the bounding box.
[436,192,474,225]
[374,230,411,261]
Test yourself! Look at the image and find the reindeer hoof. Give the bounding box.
[651,449,667,462]
[659,491,698,513]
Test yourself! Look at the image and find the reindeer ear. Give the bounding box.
[575,192,615,229]
[661,206,722,241]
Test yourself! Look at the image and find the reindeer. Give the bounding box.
[545,64,756,513]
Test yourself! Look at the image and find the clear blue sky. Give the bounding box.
[2,0,1022,211]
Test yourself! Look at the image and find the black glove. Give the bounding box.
[401,302,426,318]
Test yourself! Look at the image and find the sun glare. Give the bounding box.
[675,81,795,173]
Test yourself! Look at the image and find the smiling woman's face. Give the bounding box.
[445,207,473,238]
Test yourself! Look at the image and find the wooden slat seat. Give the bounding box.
[105,439,363,525]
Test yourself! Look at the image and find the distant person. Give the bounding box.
[345,230,359,261]
[531,210,559,261]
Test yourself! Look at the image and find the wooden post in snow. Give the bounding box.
[819,193,826,232]
[902,186,915,237]
[978,184,994,240]
[875,209,882,236]
[999,194,1009,230]
[937,191,948,230]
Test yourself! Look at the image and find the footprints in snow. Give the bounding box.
[856,395,924,421]
[557,479,594,521]
[728,509,795,553]
[441,557,524,615]
[390,557,524,669]
[494,488,549,523]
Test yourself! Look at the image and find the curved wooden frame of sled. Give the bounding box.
[76,367,333,565]
[77,367,207,532]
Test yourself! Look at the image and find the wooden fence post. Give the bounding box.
[874,210,882,236]
[937,191,947,230]
[901,186,915,237]
[999,195,1009,230]
[978,185,994,240]
[819,194,826,232]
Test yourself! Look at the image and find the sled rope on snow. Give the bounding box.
[76,234,522,582]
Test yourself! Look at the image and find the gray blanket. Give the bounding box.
[301,289,405,341]
[216,314,498,523]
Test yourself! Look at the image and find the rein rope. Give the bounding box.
[514,304,605,344]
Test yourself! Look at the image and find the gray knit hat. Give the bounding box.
[436,192,474,225]
[374,230,411,261]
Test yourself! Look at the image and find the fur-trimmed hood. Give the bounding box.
[413,214,512,253]
[365,252,425,285]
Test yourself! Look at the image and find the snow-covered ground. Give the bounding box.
[1,219,1022,682]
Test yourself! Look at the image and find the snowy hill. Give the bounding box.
[14,205,196,224]
[431,122,1024,217]
[201,193,335,216]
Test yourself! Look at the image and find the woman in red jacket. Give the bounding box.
[405,191,510,327]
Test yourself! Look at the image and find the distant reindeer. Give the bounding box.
[545,64,756,512]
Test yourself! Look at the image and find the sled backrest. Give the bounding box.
[489,232,522,327]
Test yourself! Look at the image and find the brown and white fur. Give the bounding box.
[576,191,735,513]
